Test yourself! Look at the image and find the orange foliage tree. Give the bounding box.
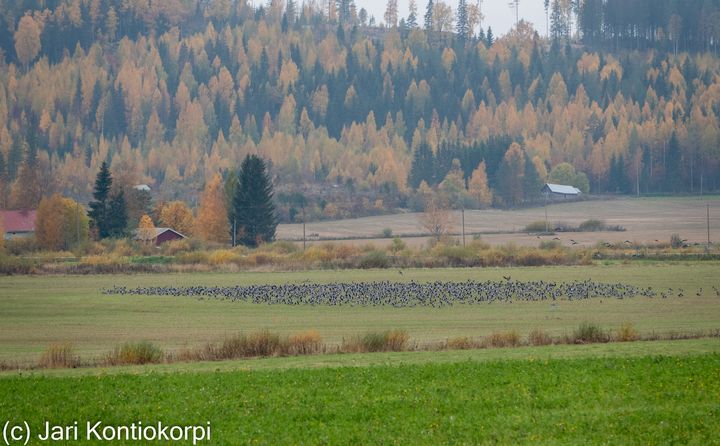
[137,214,156,242]
[194,174,229,243]
[468,161,493,208]
[35,194,89,251]
[158,201,194,235]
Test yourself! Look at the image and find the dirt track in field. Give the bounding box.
[277,197,720,248]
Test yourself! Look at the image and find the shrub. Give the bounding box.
[242,330,283,357]
[288,330,323,355]
[342,330,409,352]
[446,336,476,350]
[432,244,478,266]
[302,245,334,263]
[616,322,640,342]
[208,249,242,265]
[111,239,134,256]
[259,240,298,255]
[553,222,575,232]
[358,250,389,268]
[539,240,561,250]
[105,341,164,365]
[386,330,410,351]
[175,251,209,264]
[483,331,521,348]
[247,252,278,265]
[38,344,81,368]
[162,239,193,255]
[573,323,610,344]
[219,331,284,358]
[524,221,549,232]
[4,236,39,255]
[334,244,360,260]
[670,233,683,248]
[516,250,551,266]
[579,219,606,232]
[382,228,393,238]
[0,256,37,274]
[527,328,553,346]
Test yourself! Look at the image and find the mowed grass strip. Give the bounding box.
[1,353,718,444]
[1,263,720,363]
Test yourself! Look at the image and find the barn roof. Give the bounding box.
[543,183,582,195]
[133,227,187,241]
[0,209,37,233]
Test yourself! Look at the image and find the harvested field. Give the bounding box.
[278,196,720,247]
[1,263,719,365]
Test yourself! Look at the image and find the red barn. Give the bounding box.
[0,209,37,239]
[134,227,187,246]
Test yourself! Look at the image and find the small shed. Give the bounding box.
[134,227,187,246]
[0,209,37,240]
[542,183,582,198]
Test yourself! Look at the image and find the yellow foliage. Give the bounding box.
[159,201,194,236]
[194,174,229,243]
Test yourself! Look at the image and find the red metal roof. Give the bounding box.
[0,210,37,233]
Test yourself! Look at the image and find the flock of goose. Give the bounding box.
[100,279,707,308]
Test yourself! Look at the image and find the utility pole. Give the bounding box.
[233,219,237,247]
[508,0,519,27]
[461,207,466,246]
[708,204,711,249]
[76,201,81,245]
[302,206,306,251]
[544,191,549,233]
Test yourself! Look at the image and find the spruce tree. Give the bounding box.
[456,0,468,40]
[407,0,418,28]
[523,153,543,204]
[88,161,113,238]
[424,0,434,31]
[666,132,683,192]
[107,190,128,237]
[232,154,277,247]
[409,142,435,188]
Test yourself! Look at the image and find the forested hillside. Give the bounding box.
[0,0,719,222]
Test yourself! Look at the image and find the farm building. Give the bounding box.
[542,183,582,198]
[0,209,37,240]
[133,227,187,246]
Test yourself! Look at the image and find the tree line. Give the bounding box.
[0,0,718,220]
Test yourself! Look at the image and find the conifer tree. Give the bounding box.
[107,190,128,237]
[456,0,469,39]
[522,152,543,204]
[232,155,277,247]
[10,142,40,209]
[409,142,436,188]
[424,0,434,31]
[407,0,418,28]
[88,161,112,238]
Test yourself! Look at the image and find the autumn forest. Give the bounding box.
[1,0,719,226]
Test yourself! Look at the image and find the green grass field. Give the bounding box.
[1,263,719,365]
[1,347,718,444]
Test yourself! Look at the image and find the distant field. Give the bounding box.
[1,349,718,444]
[278,196,720,247]
[1,263,719,365]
